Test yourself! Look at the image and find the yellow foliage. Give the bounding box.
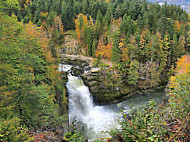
[118,42,124,48]
[168,55,190,103]
[140,29,148,48]
[96,39,112,60]
[168,76,178,89]
[174,21,181,32]
[40,12,49,18]
[54,16,64,34]
[122,47,129,62]
[176,55,190,75]
[75,13,89,44]
[22,21,54,62]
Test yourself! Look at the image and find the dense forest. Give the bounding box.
[0,0,190,141]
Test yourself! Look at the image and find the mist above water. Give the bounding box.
[66,75,120,140]
[59,63,165,140]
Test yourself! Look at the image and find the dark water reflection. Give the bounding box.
[104,91,167,113]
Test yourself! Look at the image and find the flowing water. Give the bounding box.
[66,75,120,140]
[59,63,166,140]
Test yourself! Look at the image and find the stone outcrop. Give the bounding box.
[60,55,165,105]
[81,71,164,105]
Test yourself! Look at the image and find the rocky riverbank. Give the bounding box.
[81,70,165,105]
[60,55,165,105]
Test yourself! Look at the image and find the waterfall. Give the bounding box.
[66,74,120,140]
[59,63,165,140]
[66,75,93,120]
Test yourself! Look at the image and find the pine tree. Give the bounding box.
[96,10,103,23]
[82,0,88,15]
[127,60,140,86]
[92,39,96,57]
[157,17,173,36]
[111,30,121,64]
[159,33,170,71]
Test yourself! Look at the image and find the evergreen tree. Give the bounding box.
[159,34,170,71]
[143,11,149,29]
[127,60,140,86]
[92,38,96,57]
[103,3,113,27]
[82,0,88,15]
[186,31,190,52]
[111,30,121,64]
[157,17,174,36]
[96,10,103,23]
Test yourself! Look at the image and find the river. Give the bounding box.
[59,63,166,141]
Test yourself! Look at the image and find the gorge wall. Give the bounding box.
[60,55,165,105]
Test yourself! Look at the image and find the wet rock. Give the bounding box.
[61,55,165,105]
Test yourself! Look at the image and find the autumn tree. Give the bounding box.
[159,33,170,72]
[2,0,20,15]
[0,13,67,141]
[75,13,88,44]
[75,13,95,56]
[96,38,112,60]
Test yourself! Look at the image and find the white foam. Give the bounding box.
[66,75,120,140]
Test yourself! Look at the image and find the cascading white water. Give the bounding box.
[59,63,165,140]
[66,74,120,140]
[58,64,72,72]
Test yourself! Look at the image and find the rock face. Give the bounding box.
[81,71,119,104]
[81,71,163,105]
[60,56,90,75]
[61,55,164,105]
[61,35,79,55]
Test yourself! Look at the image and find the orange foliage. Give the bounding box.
[112,18,122,27]
[168,55,190,106]
[40,12,49,18]
[46,65,61,85]
[41,21,48,31]
[96,39,112,60]
[23,21,54,62]
[174,21,181,32]
[140,29,148,48]
[176,55,190,75]
[54,16,64,34]
[95,18,122,61]
[75,13,89,44]
[121,47,129,62]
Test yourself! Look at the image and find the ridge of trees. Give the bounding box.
[0,0,190,141]
[111,55,190,141]
[0,13,67,141]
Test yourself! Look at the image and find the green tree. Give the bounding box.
[159,34,170,72]
[111,30,121,64]
[2,0,20,15]
[96,10,103,23]
[127,60,140,86]
[92,38,96,57]
[157,17,174,36]
[120,14,136,40]
[82,0,88,15]
[0,13,67,140]
[102,3,113,27]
